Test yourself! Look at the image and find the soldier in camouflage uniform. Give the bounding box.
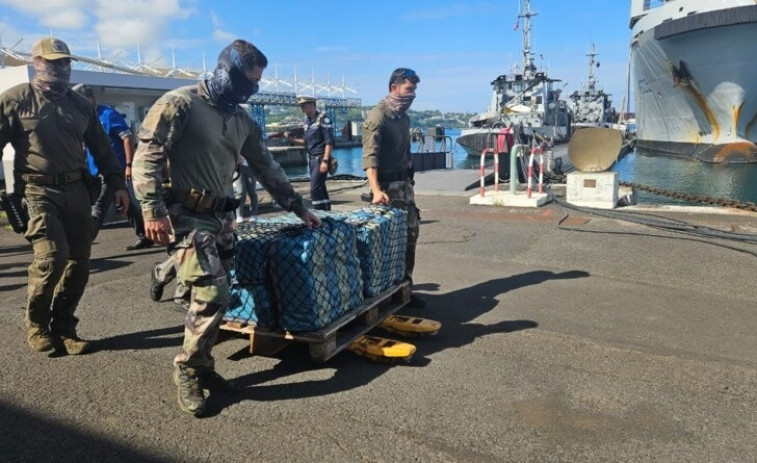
[132,39,320,417]
[362,68,425,308]
[0,37,129,355]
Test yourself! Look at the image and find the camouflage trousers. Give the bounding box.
[380,179,419,283]
[154,251,190,302]
[169,204,236,371]
[23,182,93,337]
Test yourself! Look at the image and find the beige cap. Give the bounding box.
[296,95,317,105]
[31,37,74,61]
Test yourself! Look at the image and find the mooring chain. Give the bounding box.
[619,181,757,212]
[537,172,757,212]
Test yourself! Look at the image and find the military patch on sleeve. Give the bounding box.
[321,116,333,128]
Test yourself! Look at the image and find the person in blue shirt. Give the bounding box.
[73,84,153,250]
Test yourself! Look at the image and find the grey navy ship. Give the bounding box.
[569,43,616,129]
[456,0,571,157]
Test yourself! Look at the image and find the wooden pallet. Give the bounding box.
[220,281,411,362]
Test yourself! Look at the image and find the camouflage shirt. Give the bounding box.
[0,83,126,190]
[133,82,305,220]
[362,100,411,175]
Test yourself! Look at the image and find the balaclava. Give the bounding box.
[206,43,259,112]
[32,58,71,100]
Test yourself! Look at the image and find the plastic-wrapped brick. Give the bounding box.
[269,217,364,332]
[347,206,407,297]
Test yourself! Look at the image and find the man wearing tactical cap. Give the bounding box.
[132,39,321,417]
[285,95,335,210]
[0,37,129,355]
[362,67,426,308]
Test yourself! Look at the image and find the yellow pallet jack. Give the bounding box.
[379,315,442,338]
[347,335,416,363]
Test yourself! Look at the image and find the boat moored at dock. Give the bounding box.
[457,0,572,157]
[630,0,757,163]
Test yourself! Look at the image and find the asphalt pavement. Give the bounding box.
[1,175,756,462]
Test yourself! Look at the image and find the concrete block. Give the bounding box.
[469,190,549,208]
[566,171,618,209]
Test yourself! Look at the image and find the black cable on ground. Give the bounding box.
[549,190,757,258]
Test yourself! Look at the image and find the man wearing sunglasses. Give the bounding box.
[0,37,129,355]
[362,67,426,308]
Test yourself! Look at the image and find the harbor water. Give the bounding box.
[282,129,757,206]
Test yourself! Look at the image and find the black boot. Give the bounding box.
[126,237,154,251]
[173,365,205,416]
[149,264,165,302]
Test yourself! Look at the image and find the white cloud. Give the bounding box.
[210,11,223,28]
[92,0,197,48]
[0,0,198,48]
[40,9,89,30]
[0,0,91,29]
[213,29,236,44]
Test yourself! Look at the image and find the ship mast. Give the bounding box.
[587,43,597,92]
[519,0,537,79]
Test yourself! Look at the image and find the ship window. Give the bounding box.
[536,96,543,104]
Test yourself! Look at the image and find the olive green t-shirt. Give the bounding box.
[0,83,125,190]
[362,100,411,176]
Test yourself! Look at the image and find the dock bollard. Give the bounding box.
[527,146,544,199]
[479,148,499,197]
[510,144,526,195]
[538,148,544,194]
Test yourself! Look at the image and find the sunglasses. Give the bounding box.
[392,68,419,84]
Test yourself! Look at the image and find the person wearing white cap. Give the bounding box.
[285,95,335,210]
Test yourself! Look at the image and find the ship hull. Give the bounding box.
[631,3,757,163]
[457,126,569,156]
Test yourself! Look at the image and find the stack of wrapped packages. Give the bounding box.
[226,206,407,333]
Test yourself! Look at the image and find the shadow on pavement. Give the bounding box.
[94,325,183,352]
[203,269,589,416]
[0,400,170,462]
[0,243,31,256]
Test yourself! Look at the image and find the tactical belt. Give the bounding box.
[377,170,409,183]
[21,170,82,186]
[169,188,240,213]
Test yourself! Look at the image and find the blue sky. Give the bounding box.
[0,0,634,113]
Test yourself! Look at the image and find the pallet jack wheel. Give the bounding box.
[347,335,416,363]
[379,315,441,338]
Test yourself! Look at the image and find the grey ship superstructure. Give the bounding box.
[569,43,616,128]
[457,0,571,156]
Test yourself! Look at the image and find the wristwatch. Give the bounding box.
[322,159,329,164]
[126,163,132,167]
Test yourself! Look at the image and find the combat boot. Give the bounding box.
[200,370,241,395]
[27,328,54,353]
[58,335,91,355]
[149,263,165,302]
[174,365,205,416]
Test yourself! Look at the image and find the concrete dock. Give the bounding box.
[1,173,756,462]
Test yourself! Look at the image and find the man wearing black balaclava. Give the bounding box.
[362,68,426,308]
[132,39,321,417]
[0,37,129,356]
